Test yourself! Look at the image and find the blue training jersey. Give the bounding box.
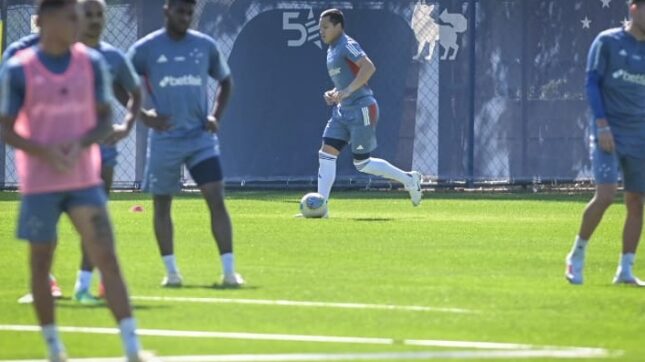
[94,41,140,94]
[326,33,375,107]
[586,28,645,158]
[1,34,40,65]
[128,29,231,140]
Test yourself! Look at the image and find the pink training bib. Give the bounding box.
[14,43,102,195]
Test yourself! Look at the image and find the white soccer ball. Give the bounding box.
[300,192,327,218]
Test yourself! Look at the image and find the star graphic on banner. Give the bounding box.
[622,17,631,27]
[581,16,592,29]
[600,0,612,8]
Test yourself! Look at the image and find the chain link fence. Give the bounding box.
[0,0,631,189]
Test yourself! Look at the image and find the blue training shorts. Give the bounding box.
[17,186,107,242]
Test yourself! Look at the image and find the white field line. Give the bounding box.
[0,349,616,362]
[0,324,615,360]
[0,325,391,345]
[130,295,473,314]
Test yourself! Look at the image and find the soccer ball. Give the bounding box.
[299,193,327,218]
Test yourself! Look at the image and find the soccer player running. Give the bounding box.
[71,0,142,303]
[128,0,243,287]
[566,0,645,286]
[0,0,150,360]
[317,9,423,213]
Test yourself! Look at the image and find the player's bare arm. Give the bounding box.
[207,75,233,133]
[595,117,615,153]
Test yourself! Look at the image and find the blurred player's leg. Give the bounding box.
[567,142,619,285]
[566,184,616,285]
[74,245,101,304]
[153,195,182,286]
[74,165,114,301]
[200,181,243,287]
[613,191,644,285]
[613,156,645,286]
[67,205,144,359]
[189,155,244,287]
[30,244,67,361]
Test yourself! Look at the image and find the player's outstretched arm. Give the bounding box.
[334,56,376,102]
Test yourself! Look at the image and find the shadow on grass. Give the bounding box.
[55,300,168,311]
[177,284,261,291]
[351,218,394,222]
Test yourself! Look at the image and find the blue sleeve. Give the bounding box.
[113,53,141,92]
[344,39,367,64]
[2,45,20,66]
[1,35,40,68]
[208,39,231,81]
[89,54,114,105]
[0,61,26,118]
[585,35,607,120]
[127,42,147,76]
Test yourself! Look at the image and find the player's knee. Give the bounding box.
[353,155,371,172]
[322,138,345,155]
[91,249,119,271]
[593,192,615,208]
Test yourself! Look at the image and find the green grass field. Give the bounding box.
[0,191,644,361]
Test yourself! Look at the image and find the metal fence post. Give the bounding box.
[0,0,7,189]
[467,0,477,187]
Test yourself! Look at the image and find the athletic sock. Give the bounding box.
[221,253,235,276]
[42,324,65,358]
[318,151,337,200]
[74,270,93,293]
[118,317,141,358]
[618,253,636,278]
[569,236,588,259]
[162,255,179,275]
[355,158,412,187]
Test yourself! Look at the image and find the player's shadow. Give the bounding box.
[179,284,262,291]
[351,217,394,222]
[55,299,167,311]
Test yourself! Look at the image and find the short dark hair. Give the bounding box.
[631,0,645,5]
[37,0,75,14]
[321,9,344,28]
